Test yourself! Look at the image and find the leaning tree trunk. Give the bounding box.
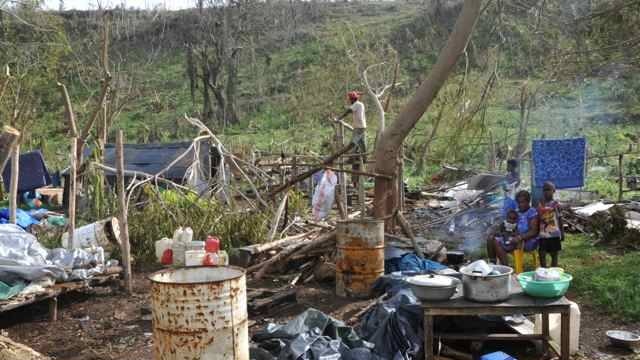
[373,0,482,225]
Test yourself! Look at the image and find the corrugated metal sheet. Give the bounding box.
[336,219,384,299]
[149,266,249,360]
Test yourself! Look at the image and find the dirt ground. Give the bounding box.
[1,272,638,360]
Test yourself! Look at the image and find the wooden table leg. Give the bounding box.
[48,297,58,322]
[425,313,434,360]
[542,312,550,358]
[560,310,570,360]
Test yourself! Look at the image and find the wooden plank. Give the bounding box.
[425,305,570,316]
[0,273,121,314]
[434,333,546,341]
[116,130,132,294]
[248,287,296,315]
[425,314,434,360]
[561,311,570,360]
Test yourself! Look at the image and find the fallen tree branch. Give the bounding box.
[250,239,314,279]
[267,193,289,242]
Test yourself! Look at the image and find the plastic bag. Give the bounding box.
[312,170,338,221]
[534,267,561,281]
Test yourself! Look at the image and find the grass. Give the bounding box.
[561,234,640,321]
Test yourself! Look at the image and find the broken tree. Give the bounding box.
[373,0,482,225]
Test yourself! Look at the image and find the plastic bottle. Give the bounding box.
[205,236,220,253]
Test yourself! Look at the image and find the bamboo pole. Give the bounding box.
[67,139,77,249]
[116,130,132,294]
[9,144,19,224]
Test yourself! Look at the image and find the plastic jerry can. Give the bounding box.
[205,236,220,253]
[161,249,173,265]
[534,301,580,355]
[155,237,173,262]
[185,250,206,266]
[480,352,516,360]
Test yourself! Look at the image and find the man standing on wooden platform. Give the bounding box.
[335,91,367,186]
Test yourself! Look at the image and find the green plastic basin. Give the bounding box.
[517,271,573,298]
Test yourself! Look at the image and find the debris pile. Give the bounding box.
[563,201,640,249]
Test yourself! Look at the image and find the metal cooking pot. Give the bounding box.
[446,251,465,265]
[406,274,460,302]
[461,264,513,302]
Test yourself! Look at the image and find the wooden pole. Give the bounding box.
[398,142,405,213]
[9,144,19,224]
[339,123,347,215]
[0,126,20,171]
[67,139,77,249]
[618,153,624,202]
[116,130,132,294]
[359,156,365,218]
[292,155,298,191]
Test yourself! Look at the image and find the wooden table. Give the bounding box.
[423,288,571,360]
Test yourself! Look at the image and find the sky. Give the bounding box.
[43,0,195,10]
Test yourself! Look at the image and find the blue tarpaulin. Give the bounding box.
[532,138,586,189]
[0,208,39,229]
[385,254,447,274]
[2,151,51,193]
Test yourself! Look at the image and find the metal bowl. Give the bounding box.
[406,275,460,302]
[606,330,640,349]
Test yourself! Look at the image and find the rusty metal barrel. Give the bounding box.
[336,218,384,298]
[149,266,249,360]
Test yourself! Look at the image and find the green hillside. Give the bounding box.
[2,1,639,196]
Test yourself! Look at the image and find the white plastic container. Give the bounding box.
[181,227,194,243]
[185,250,207,267]
[535,300,581,354]
[188,241,205,251]
[172,227,184,242]
[217,250,229,266]
[155,238,173,262]
[172,241,187,267]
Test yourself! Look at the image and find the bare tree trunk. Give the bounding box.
[116,130,132,294]
[225,48,241,125]
[201,60,214,125]
[514,83,537,160]
[373,0,482,225]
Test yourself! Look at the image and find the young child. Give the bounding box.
[495,209,519,254]
[537,181,563,267]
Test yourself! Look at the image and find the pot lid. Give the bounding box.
[406,274,455,287]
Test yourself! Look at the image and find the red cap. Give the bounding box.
[347,91,360,102]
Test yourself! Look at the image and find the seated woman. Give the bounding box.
[491,190,540,266]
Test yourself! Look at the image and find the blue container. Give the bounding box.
[480,351,516,360]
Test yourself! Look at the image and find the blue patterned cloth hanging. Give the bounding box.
[532,138,586,189]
